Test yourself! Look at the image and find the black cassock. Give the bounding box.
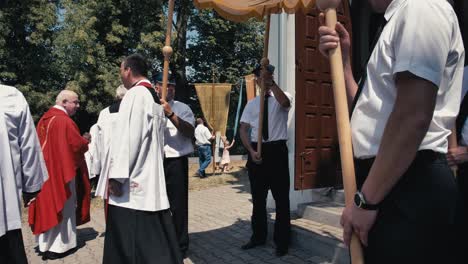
[103,205,183,264]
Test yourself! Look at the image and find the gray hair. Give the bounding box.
[115,85,127,99]
[55,90,78,104]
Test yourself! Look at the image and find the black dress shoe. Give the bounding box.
[275,248,288,257]
[241,240,265,250]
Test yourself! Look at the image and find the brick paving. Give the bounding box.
[21,178,348,264]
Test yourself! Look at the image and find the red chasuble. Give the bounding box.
[29,107,91,235]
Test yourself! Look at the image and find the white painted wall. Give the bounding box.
[266,13,317,212]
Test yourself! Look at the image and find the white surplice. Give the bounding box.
[84,124,101,179]
[107,80,170,212]
[0,85,48,237]
[95,106,116,199]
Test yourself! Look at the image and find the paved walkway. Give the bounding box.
[22,178,347,264]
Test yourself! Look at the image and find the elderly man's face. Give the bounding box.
[63,94,80,116]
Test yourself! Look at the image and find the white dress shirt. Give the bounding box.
[164,100,195,158]
[0,85,48,236]
[240,92,293,143]
[195,124,212,146]
[108,80,170,212]
[351,0,465,158]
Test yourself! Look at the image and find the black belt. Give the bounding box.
[355,150,445,168]
[251,140,287,147]
[198,144,211,147]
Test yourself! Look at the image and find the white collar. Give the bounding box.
[53,105,68,115]
[135,79,151,87]
[384,0,406,21]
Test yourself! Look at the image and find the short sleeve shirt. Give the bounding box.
[351,0,465,158]
[163,100,195,158]
[240,92,293,143]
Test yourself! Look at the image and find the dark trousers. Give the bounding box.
[0,229,28,264]
[247,140,291,250]
[355,150,461,264]
[103,205,183,264]
[164,156,189,255]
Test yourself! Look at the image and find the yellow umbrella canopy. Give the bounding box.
[194,0,316,22]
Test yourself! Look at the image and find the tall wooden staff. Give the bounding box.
[256,14,271,158]
[211,67,217,174]
[317,0,364,263]
[161,0,176,101]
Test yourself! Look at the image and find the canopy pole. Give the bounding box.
[324,7,364,264]
[162,0,175,101]
[256,14,271,158]
[212,67,216,175]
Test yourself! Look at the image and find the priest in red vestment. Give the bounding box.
[28,90,91,260]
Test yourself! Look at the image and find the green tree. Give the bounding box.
[187,10,265,153]
[0,0,59,120]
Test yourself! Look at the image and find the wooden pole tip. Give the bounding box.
[162,46,173,57]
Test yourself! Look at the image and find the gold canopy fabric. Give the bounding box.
[194,83,232,136]
[194,0,316,22]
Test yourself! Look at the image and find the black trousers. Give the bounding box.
[103,205,183,264]
[247,140,291,250]
[0,229,28,264]
[164,156,189,255]
[355,150,462,264]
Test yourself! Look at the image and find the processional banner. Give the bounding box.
[194,83,232,136]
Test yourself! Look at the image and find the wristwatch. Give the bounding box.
[166,112,175,118]
[354,191,379,210]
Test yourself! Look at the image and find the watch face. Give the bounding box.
[354,193,362,208]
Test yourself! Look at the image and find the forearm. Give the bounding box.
[270,83,290,108]
[361,109,432,204]
[343,61,358,109]
[169,114,195,138]
[240,126,254,153]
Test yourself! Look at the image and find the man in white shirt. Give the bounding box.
[0,85,48,264]
[239,64,293,257]
[102,54,183,264]
[153,72,195,257]
[194,118,214,178]
[319,0,465,262]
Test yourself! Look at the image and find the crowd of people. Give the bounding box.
[0,0,467,263]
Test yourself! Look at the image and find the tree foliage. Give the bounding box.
[0,0,265,143]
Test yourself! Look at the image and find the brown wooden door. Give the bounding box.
[295,3,352,190]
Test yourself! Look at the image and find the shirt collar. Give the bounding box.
[384,0,406,21]
[53,105,68,115]
[132,79,151,88]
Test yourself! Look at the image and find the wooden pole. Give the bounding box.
[212,67,216,174]
[162,0,176,101]
[256,14,271,157]
[324,8,364,264]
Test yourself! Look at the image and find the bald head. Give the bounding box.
[115,85,127,100]
[56,90,80,116]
